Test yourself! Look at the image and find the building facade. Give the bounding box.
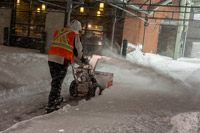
[123,0,181,58]
[0,0,196,59]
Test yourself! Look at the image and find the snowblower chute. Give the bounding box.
[89,55,113,89]
[69,54,114,99]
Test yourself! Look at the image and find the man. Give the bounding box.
[46,20,85,113]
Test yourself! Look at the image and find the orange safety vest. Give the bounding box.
[48,27,79,63]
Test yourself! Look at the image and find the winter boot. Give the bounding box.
[45,97,63,114]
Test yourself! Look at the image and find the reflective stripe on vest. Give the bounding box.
[54,30,67,41]
[51,42,73,52]
[62,34,67,44]
[52,28,74,52]
[48,27,79,63]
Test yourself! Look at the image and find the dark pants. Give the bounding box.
[48,61,68,105]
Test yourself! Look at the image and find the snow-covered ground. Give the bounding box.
[1,45,200,133]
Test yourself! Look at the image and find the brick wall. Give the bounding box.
[122,10,144,46]
[122,0,179,53]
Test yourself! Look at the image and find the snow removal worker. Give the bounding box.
[46,20,87,113]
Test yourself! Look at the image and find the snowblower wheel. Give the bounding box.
[90,86,101,97]
[94,86,102,96]
[87,86,95,98]
[69,80,78,97]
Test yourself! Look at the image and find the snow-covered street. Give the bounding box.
[1,45,200,133]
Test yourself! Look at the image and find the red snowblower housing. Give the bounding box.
[89,54,114,89]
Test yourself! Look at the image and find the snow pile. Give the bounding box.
[170,112,200,133]
[185,68,200,88]
[126,43,168,66]
[126,43,200,85]
[0,46,50,101]
[0,46,48,84]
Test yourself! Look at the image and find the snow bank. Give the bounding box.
[126,43,200,85]
[185,68,200,88]
[0,46,50,101]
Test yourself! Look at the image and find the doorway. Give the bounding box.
[157,25,178,58]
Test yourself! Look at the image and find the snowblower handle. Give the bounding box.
[71,64,76,80]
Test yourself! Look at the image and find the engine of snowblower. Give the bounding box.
[69,55,113,99]
[69,64,100,98]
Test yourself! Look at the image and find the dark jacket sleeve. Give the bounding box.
[73,35,83,60]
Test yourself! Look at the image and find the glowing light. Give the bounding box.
[80,7,84,13]
[37,8,41,13]
[42,4,46,11]
[97,11,101,16]
[99,3,104,9]
[17,0,20,5]
[98,41,102,45]
[88,24,92,28]
[95,26,98,29]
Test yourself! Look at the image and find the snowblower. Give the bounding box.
[69,55,113,99]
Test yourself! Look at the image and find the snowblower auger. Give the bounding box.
[69,54,113,100]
